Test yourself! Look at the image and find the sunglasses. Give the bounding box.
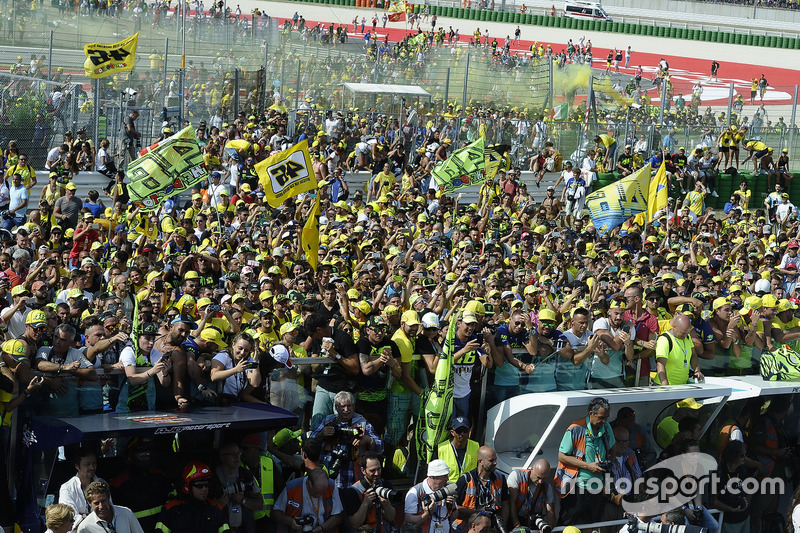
[540,321,555,327]
[513,321,525,326]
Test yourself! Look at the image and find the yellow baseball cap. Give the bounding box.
[401,310,420,325]
[2,339,26,360]
[200,327,227,348]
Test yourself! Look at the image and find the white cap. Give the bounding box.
[421,312,440,329]
[221,294,232,304]
[273,247,286,257]
[427,459,450,477]
[270,344,292,368]
[242,266,253,275]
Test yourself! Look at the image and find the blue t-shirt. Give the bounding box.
[493,323,531,387]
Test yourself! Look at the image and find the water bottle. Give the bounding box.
[229,503,242,527]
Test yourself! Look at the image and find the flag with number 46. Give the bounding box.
[255,140,318,208]
[83,33,139,79]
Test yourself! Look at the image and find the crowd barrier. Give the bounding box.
[58,166,800,215]
[279,0,800,48]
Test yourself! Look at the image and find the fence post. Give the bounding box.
[726,82,734,128]
[48,30,54,81]
[234,68,240,118]
[93,79,100,149]
[162,38,169,113]
[461,53,470,115]
[790,85,799,156]
[444,67,450,106]
[294,60,301,112]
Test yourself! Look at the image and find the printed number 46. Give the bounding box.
[87,48,130,66]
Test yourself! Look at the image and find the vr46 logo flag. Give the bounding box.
[586,163,651,236]
[431,138,486,194]
[255,140,317,208]
[128,126,208,211]
[84,33,139,79]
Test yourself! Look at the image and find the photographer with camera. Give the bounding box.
[453,446,510,533]
[310,391,383,489]
[555,397,615,526]
[274,468,344,533]
[405,459,458,533]
[604,426,643,526]
[343,453,397,533]
[156,461,228,533]
[507,459,555,532]
[212,441,263,533]
[710,440,751,533]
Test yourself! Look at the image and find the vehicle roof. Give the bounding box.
[31,403,297,450]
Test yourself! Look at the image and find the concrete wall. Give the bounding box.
[600,0,800,25]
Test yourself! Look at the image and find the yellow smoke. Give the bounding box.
[553,63,633,107]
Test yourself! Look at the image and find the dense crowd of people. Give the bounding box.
[2,4,800,533]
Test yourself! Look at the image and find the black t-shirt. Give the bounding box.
[125,115,138,142]
[310,328,357,392]
[343,480,395,519]
[715,463,751,523]
[355,336,401,396]
[316,300,341,323]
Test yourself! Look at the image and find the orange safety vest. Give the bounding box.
[511,470,546,517]
[755,416,779,478]
[554,418,610,497]
[348,481,393,533]
[453,471,505,533]
[278,478,338,533]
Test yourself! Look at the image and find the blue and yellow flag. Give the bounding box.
[127,126,208,212]
[431,138,486,195]
[84,32,139,79]
[255,140,317,208]
[416,311,457,462]
[302,195,321,272]
[586,164,651,236]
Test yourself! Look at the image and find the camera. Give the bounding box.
[332,426,364,440]
[295,515,315,533]
[597,461,613,472]
[209,304,221,313]
[486,504,508,533]
[531,515,552,533]
[328,447,350,479]
[420,483,458,506]
[626,517,707,533]
[373,486,399,502]
[222,480,254,495]
[0,211,11,221]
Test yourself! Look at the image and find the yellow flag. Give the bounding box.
[302,195,321,272]
[84,33,139,79]
[255,140,317,208]
[647,162,669,222]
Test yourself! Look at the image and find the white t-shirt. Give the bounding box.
[9,184,28,215]
[212,351,257,397]
[120,345,163,368]
[404,479,454,533]
[95,148,109,171]
[1,305,30,338]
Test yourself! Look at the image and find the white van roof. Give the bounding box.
[565,0,605,6]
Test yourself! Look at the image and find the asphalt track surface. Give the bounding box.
[240,0,800,112]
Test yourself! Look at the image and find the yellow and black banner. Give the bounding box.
[84,32,139,79]
[255,140,317,208]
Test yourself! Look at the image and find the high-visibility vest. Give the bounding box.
[717,423,739,460]
[453,471,505,533]
[248,455,275,520]
[437,439,479,484]
[279,477,337,533]
[510,469,547,517]
[554,418,599,497]
[755,416,779,478]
